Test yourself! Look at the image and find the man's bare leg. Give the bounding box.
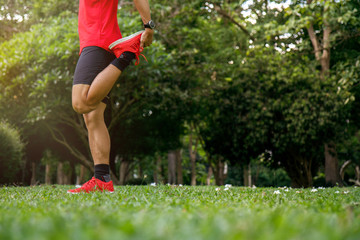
[72,65,122,114]
[67,102,113,193]
[83,102,110,165]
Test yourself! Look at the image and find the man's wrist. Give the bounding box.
[144,28,154,33]
[144,20,155,29]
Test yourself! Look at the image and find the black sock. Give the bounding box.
[94,164,111,182]
[111,51,135,71]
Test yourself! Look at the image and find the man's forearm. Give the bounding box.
[133,0,151,24]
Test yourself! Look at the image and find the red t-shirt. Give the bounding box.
[78,0,122,54]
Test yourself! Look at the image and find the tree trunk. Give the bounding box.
[356,165,360,182]
[154,155,162,184]
[307,0,341,187]
[190,158,196,185]
[243,163,252,187]
[206,152,214,185]
[45,163,51,185]
[176,149,183,185]
[57,162,64,185]
[214,158,227,185]
[288,169,313,188]
[63,172,71,185]
[30,161,36,185]
[119,157,129,185]
[283,153,313,188]
[217,161,224,186]
[212,158,219,185]
[76,164,87,185]
[168,150,176,184]
[324,143,343,186]
[340,160,352,181]
[189,130,198,186]
[206,166,213,186]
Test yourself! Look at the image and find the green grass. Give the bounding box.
[0,185,359,240]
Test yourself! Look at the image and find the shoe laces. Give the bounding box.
[82,178,96,189]
[134,46,148,66]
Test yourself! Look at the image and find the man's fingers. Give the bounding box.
[140,31,153,48]
[141,40,149,48]
[140,36,146,48]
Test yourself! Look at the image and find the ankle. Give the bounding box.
[94,164,111,182]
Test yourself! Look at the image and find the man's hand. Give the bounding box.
[140,28,154,48]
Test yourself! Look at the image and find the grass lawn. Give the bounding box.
[0,185,359,240]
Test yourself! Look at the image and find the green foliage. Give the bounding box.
[1,0,360,187]
[0,0,78,42]
[0,13,78,126]
[0,185,359,239]
[195,0,360,187]
[0,122,25,184]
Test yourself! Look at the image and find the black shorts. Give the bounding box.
[73,46,116,85]
[73,46,116,104]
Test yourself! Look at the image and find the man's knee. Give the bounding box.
[72,99,93,114]
[72,84,96,114]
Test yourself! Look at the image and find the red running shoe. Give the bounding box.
[67,177,114,194]
[109,30,147,65]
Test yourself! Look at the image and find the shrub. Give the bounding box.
[0,122,25,184]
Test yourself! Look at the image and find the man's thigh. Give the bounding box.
[73,46,116,85]
[72,46,116,106]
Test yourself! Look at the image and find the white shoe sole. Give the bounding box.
[67,190,114,194]
[108,30,144,50]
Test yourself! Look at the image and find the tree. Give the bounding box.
[203,0,360,187]
[285,0,360,185]
[0,122,25,184]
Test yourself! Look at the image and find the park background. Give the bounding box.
[1,0,360,188]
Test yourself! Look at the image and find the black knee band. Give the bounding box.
[111,51,136,71]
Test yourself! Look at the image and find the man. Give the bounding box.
[67,0,155,193]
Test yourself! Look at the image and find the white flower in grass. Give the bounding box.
[335,191,340,194]
[224,187,230,191]
[75,185,82,188]
[216,188,221,191]
[344,191,349,194]
[318,187,325,190]
[284,189,289,192]
[273,190,281,195]
[225,184,232,188]
[150,183,156,186]
[252,185,257,188]
[178,184,183,187]
[311,189,318,192]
